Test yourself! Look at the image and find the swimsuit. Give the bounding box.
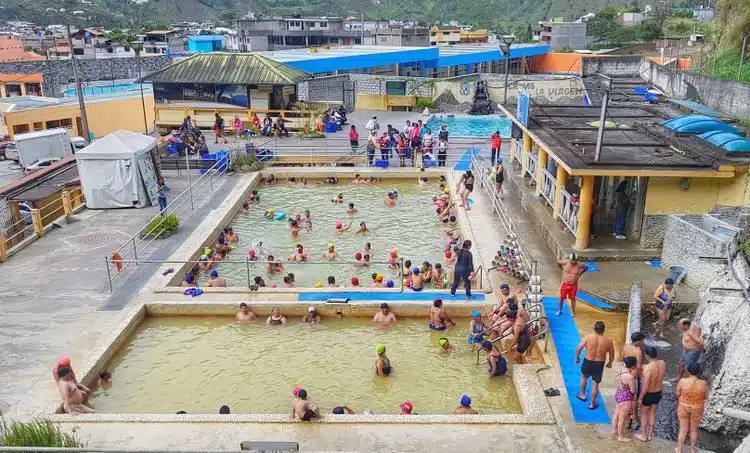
[301,409,318,421]
[489,354,508,376]
[681,349,702,368]
[381,358,392,376]
[560,281,578,301]
[411,285,423,292]
[581,358,605,383]
[495,171,504,183]
[642,390,663,406]
[429,322,447,330]
[467,322,485,344]
[269,317,283,325]
[656,290,672,310]
[679,380,704,410]
[517,331,532,354]
[614,366,635,404]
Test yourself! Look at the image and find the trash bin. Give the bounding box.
[668,265,686,284]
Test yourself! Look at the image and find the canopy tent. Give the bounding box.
[75,130,160,209]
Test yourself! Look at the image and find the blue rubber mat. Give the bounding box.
[576,291,614,311]
[647,259,662,268]
[542,296,611,424]
[453,147,478,171]
[298,291,486,302]
[583,262,600,272]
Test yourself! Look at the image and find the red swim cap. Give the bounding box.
[248,249,256,257]
[58,355,71,367]
[445,250,452,258]
[351,277,360,286]
[355,252,362,260]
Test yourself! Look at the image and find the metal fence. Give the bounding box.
[105,158,227,290]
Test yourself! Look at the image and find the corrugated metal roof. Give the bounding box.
[140,53,310,85]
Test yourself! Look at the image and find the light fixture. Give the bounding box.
[502,34,516,46]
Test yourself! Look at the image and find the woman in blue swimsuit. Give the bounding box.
[653,278,676,338]
[467,310,486,348]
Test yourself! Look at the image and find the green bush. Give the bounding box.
[0,417,84,447]
[141,214,179,239]
[415,97,435,111]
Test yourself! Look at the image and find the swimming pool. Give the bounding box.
[204,179,458,288]
[425,115,511,138]
[91,316,522,414]
[63,83,148,97]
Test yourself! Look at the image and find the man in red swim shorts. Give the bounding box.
[557,252,587,317]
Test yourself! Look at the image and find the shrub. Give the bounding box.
[0,417,84,447]
[141,214,179,239]
[415,97,435,111]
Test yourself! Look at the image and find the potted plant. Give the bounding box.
[140,214,180,239]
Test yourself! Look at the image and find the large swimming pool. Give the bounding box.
[425,115,511,138]
[91,316,523,414]
[202,179,458,288]
[63,83,148,97]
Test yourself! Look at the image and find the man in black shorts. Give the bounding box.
[292,389,319,421]
[636,345,666,442]
[575,321,614,409]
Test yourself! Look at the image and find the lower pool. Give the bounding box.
[91,316,522,414]
[63,83,147,97]
[205,179,457,287]
[425,114,511,138]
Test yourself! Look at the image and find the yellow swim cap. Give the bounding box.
[444,188,450,194]
[376,273,384,281]
[439,338,448,347]
[314,281,323,288]
[328,242,334,248]
[204,248,212,256]
[376,344,386,355]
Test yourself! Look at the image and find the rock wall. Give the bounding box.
[695,251,750,438]
[297,75,354,111]
[0,56,173,96]
[581,55,644,77]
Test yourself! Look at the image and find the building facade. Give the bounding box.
[234,16,364,51]
[535,21,587,50]
[187,35,225,53]
[430,26,461,46]
[0,73,43,97]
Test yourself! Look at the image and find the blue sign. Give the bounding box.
[517,89,529,126]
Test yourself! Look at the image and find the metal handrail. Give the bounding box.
[525,152,538,180]
[540,168,555,207]
[475,315,550,364]
[558,188,578,236]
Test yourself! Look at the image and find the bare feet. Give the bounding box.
[617,436,632,442]
[556,311,562,316]
[634,433,649,442]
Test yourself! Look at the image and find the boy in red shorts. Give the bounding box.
[557,252,587,317]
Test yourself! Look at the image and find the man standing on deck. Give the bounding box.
[557,252,587,317]
[575,321,614,410]
[679,318,704,378]
[490,130,502,165]
[635,345,666,442]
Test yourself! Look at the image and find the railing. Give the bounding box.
[525,152,538,181]
[512,138,522,163]
[540,169,555,207]
[0,189,85,263]
[474,314,550,364]
[557,188,579,236]
[105,158,227,290]
[470,154,534,274]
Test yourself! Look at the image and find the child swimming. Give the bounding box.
[303,209,313,230]
[332,193,344,204]
[323,243,337,260]
[355,222,369,235]
[266,255,284,273]
[388,249,399,269]
[347,202,358,214]
[335,221,352,233]
[289,219,302,237]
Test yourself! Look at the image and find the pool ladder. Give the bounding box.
[474,313,550,365]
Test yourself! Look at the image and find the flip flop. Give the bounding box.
[589,402,599,410]
[544,388,561,397]
[575,393,587,402]
[162,267,174,276]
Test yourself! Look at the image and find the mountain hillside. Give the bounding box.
[0,0,635,29]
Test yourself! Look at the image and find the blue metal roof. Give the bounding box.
[666,98,734,120]
[699,131,750,152]
[436,44,550,68]
[187,35,225,42]
[662,115,738,134]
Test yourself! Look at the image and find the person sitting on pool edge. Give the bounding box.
[375,344,392,376]
[429,298,455,330]
[224,227,239,243]
[236,303,256,322]
[292,389,319,421]
[266,307,287,325]
[181,274,197,288]
[410,267,424,291]
[482,340,508,377]
[207,270,227,287]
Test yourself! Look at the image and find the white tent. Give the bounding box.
[75,130,159,209]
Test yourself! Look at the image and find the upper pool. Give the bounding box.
[63,83,147,97]
[204,179,458,288]
[91,316,523,414]
[424,115,511,138]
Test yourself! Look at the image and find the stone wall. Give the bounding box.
[0,56,173,96]
[297,75,354,111]
[347,73,434,97]
[695,253,750,438]
[641,214,668,248]
[581,56,644,77]
[661,215,733,289]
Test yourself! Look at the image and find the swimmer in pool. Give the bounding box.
[248,248,258,261]
[421,262,434,282]
[267,255,284,273]
[283,275,294,288]
[248,190,259,203]
[468,310,486,348]
[241,202,250,214]
[438,337,455,352]
[373,303,397,324]
[410,267,424,291]
[444,250,456,266]
[303,306,320,325]
[351,174,365,184]
[375,344,392,376]
[332,193,344,204]
[347,202,358,214]
[402,260,413,279]
[224,227,238,243]
[362,254,371,267]
[353,252,364,266]
[371,273,385,288]
[323,243,337,260]
[266,307,287,325]
[432,263,446,288]
[364,242,373,256]
[288,245,309,262]
[429,298,455,330]
[418,176,428,185]
[355,222,370,235]
[335,221,352,233]
[236,303,257,322]
[482,340,508,377]
[385,191,397,208]
[303,209,313,231]
[265,174,276,185]
[198,254,212,271]
[289,219,302,237]
[253,276,266,287]
[387,249,399,269]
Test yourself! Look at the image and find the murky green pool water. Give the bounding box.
[91,317,522,414]
[204,179,456,287]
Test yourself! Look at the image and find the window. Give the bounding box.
[13,124,29,135]
[385,81,406,96]
[73,48,84,55]
[33,122,43,131]
[45,118,73,129]
[379,36,388,43]
[319,21,328,28]
[84,38,91,44]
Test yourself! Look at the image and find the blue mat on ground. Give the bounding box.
[453,147,477,171]
[542,296,611,424]
[647,259,662,268]
[583,262,600,272]
[298,292,486,302]
[576,291,614,311]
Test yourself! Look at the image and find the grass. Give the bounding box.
[698,47,750,83]
[0,417,84,447]
[140,214,180,239]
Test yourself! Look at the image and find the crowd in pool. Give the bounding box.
[180,174,482,294]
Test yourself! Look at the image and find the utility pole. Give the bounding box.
[67,24,91,141]
[738,34,748,81]
[594,74,611,163]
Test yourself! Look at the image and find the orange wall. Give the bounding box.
[531,53,584,74]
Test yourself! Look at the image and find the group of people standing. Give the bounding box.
[351,117,450,167]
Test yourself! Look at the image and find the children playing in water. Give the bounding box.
[347,202,358,214]
[323,243,337,260]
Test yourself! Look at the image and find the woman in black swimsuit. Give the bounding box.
[460,170,475,209]
[266,307,287,325]
[494,162,504,198]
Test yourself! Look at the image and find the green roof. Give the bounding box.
[140,53,310,85]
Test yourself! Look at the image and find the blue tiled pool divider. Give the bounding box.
[454,147,479,171]
[583,262,600,272]
[576,291,614,311]
[541,296,611,424]
[298,291,486,302]
[647,259,662,268]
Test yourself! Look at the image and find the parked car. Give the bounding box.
[25,157,61,174]
[4,142,17,161]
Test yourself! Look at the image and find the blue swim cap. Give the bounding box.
[210,270,219,278]
[472,309,481,318]
[412,267,420,275]
[386,280,394,288]
[481,340,493,351]
[185,274,194,283]
[460,395,472,407]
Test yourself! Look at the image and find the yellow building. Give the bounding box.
[430,26,461,46]
[0,73,44,97]
[459,30,489,43]
[0,91,155,140]
[500,102,750,253]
